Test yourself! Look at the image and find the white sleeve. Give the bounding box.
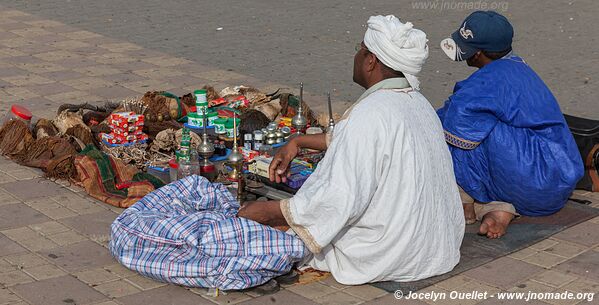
[281,106,387,253]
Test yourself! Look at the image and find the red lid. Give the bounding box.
[11,105,32,120]
[169,159,179,169]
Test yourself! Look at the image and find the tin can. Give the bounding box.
[267,122,277,132]
[281,126,291,138]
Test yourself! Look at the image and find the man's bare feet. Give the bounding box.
[463,202,477,225]
[478,210,514,239]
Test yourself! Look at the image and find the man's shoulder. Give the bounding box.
[360,89,425,107]
[351,90,433,125]
[353,90,410,117]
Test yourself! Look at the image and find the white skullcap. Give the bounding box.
[363,15,429,90]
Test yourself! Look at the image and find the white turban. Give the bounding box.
[364,15,429,90]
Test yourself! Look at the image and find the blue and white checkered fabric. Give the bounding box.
[109,175,307,290]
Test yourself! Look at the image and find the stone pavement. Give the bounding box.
[0,0,596,118]
[0,7,598,305]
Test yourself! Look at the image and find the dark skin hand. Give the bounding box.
[268,133,327,183]
[237,200,288,227]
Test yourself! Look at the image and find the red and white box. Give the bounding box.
[137,134,149,141]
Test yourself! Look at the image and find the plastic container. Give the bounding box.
[177,149,200,179]
[169,159,178,182]
[225,118,241,138]
[194,89,208,115]
[214,118,227,134]
[207,112,218,126]
[2,104,32,128]
[187,113,205,128]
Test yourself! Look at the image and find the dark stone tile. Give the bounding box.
[553,222,599,247]
[0,22,30,31]
[555,250,599,282]
[155,74,209,89]
[25,82,77,96]
[1,178,65,200]
[118,285,212,305]
[51,57,97,69]
[239,290,318,305]
[113,60,158,72]
[463,257,544,290]
[89,85,139,99]
[0,66,28,78]
[102,72,146,85]
[0,203,51,230]
[6,55,45,65]
[364,294,427,305]
[0,31,20,40]
[6,96,56,110]
[12,275,107,305]
[38,240,115,272]
[61,210,118,238]
[478,298,547,305]
[39,70,86,82]
[0,78,12,89]
[0,233,27,256]
[15,43,57,55]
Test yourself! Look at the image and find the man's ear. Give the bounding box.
[365,53,377,72]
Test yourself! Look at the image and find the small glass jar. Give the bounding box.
[177,149,200,179]
[1,104,32,128]
[253,130,264,151]
[169,159,179,182]
[244,133,253,150]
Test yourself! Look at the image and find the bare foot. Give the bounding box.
[463,202,477,225]
[478,211,514,239]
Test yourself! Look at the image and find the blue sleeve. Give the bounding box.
[438,77,502,150]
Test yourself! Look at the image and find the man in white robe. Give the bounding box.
[238,15,464,284]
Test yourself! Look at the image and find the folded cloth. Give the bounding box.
[109,175,308,290]
[75,145,163,208]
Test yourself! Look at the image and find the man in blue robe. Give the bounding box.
[438,11,583,238]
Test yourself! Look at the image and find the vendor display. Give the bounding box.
[0,83,326,211]
[0,82,339,294]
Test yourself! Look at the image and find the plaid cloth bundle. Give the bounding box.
[109,175,307,290]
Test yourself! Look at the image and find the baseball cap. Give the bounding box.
[440,11,514,61]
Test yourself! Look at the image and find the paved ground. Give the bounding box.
[0,5,598,305]
[0,0,597,117]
